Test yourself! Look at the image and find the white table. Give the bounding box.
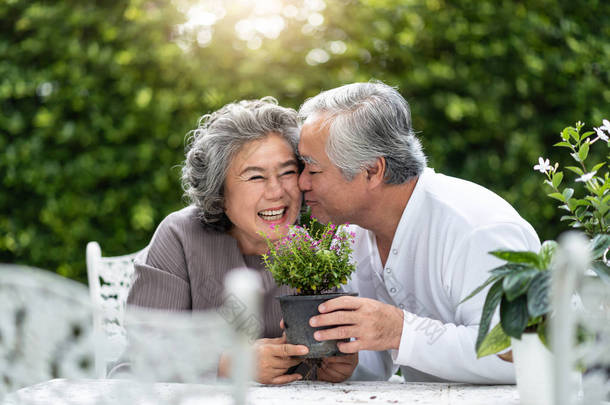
[4,378,520,405]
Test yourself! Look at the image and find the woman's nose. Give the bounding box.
[265,176,284,200]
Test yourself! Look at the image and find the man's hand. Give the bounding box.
[254,335,309,384]
[309,296,404,353]
[317,353,358,382]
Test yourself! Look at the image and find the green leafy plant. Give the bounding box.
[534,120,610,282]
[535,120,610,238]
[461,241,556,358]
[463,120,610,358]
[261,217,356,295]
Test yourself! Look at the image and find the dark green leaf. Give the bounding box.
[548,192,566,202]
[567,127,579,142]
[552,171,563,188]
[460,274,499,304]
[578,141,590,162]
[567,198,590,211]
[489,262,532,276]
[537,319,549,349]
[581,130,595,138]
[526,271,551,317]
[476,323,511,358]
[590,261,610,284]
[500,295,529,339]
[566,166,584,176]
[539,240,558,268]
[502,267,538,301]
[475,280,504,352]
[592,162,606,172]
[489,250,541,267]
[590,234,610,260]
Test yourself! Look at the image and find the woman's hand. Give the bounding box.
[255,335,309,384]
[317,353,358,382]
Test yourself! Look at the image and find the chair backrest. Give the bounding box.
[86,241,146,377]
[551,232,610,405]
[0,264,97,398]
[124,268,262,405]
[2,265,262,405]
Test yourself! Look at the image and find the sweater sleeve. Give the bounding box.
[127,213,192,310]
[391,222,540,383]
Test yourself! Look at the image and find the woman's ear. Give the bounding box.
[364,157,386,188]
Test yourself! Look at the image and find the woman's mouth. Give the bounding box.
[258,207,287,222]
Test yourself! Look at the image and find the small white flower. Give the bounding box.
[600,119,610,133]
[575,171,597,183]
[595,127,609,142]
[533,157,552,173]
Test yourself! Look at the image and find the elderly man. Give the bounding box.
[297,82,540,383]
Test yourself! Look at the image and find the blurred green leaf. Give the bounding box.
[527,271,551,318]
[500,295,529,339]
[476,323,511,358]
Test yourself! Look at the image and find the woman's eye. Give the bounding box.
[281,170,297,176]
[248,175,264,181]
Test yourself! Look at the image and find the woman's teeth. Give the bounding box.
[258,208,286,221]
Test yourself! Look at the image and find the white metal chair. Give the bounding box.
[3,264,262,405]
[123,266,261,404]
[0,264,97,399]
[86,241,146,377]
[551,232,610,405]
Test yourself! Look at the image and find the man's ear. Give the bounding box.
[365,157,386,188]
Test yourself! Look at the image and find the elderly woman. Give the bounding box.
[127,97,308,384]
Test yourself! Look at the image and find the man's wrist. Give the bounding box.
[391,306,405,350]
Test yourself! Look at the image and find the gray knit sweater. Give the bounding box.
[127,205,292,338]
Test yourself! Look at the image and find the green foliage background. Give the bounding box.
[1,0,609,282]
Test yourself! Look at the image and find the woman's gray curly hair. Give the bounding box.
[181,97,299,231]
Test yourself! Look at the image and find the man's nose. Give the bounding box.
[298,170,312,192]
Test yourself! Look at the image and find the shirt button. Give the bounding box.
[390,287,397,293]
[392,249,398,255]
[386,268,392,274]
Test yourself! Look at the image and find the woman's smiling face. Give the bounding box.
[224,133,302,254]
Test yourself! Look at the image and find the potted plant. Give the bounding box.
[261,215,357,358]
[460,241,556,405]
[462,119,610,405]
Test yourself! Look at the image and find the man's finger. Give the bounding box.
[314,325,357,342]
[318,296,362,313]
[280,319,285,330]
[310,310,356,328]
[336,339,360,353]
[269,373,303,385]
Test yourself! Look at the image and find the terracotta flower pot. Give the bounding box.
[277,292,358,359]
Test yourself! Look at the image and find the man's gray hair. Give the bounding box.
[182,97,299,231]
[298,81,426,183]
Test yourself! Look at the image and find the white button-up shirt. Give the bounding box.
[344,168,541,383]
